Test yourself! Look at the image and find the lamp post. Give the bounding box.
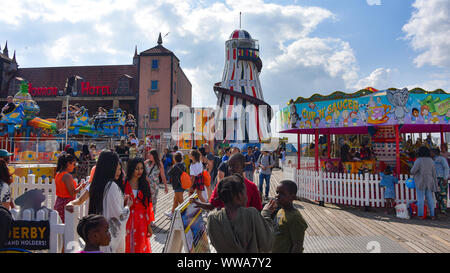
[144,113,149,138]
[65,95,69,147]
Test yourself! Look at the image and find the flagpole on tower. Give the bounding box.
[239,12,242,29]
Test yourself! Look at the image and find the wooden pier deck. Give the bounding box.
[150,170,450,253]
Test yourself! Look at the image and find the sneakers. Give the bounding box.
[164,212,173,219]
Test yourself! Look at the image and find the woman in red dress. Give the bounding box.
[124,157,154,253]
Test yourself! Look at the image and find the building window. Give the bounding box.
[149,107,158,121]
[151,80,158,91]
[152,59,159,70]
[117,75,132,95]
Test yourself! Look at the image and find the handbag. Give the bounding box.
[405,178,415,189]
[395,203,410,219]
[174,164,191,190]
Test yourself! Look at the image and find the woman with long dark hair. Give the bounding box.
[124,157,154,253]
[0,159,12,210]
[89,150,132,253]
[144,149,168,219]
[54,153,86,223]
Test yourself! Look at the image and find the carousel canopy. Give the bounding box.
[279,87,450,134]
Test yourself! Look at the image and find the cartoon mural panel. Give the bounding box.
[281,88,450,130]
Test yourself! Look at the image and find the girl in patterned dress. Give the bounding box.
[189,150,206,202]
[144,150,168,219]
[124,158,154,253]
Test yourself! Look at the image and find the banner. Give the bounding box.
[6,220,50,250]
[280,89,450,131]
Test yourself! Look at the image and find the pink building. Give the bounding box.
[1,36,192,140]
[136,33,192,138]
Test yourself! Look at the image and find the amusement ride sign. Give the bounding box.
[28,83,59,97]
[80,81,112,96]
[6,220,50,250]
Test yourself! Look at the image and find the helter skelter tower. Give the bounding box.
[213,29,272,143]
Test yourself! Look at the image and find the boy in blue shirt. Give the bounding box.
[380,166,398,214]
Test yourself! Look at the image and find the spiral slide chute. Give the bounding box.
[28,117,57,132]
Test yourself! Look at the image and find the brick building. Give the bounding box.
[0,35,192,139]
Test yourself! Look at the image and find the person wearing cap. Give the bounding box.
[0,149,13,164]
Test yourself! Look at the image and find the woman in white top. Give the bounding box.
[189,149,206,202]
[88,150,132,253]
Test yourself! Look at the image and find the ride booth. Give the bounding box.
[279,87,450,209]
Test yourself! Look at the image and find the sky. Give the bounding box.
[1,0,449,110]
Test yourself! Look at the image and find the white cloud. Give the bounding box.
[405,72,450,92]
[0,0,139,25]
[263,37,360,101]
[367,0,381,6]
[355,68,395,90]
[1,0,395,107]
[403,0,450,68]
[183,65,220,108]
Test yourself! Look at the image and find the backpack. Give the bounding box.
[257,153,273,167]
[178,165,192,190]
[203,170,211,187]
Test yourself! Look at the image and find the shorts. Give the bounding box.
[192,174,205,191]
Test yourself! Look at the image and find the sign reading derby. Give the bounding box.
[6,220,50,250]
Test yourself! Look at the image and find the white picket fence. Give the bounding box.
[285,168,418,207]
[9,174,89,253]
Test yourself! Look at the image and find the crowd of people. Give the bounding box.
[1,133,448,253]
[39,140,308,253]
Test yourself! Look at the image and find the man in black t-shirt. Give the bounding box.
[165,153,186,218]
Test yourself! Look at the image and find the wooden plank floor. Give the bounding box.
[150,170,450,253]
